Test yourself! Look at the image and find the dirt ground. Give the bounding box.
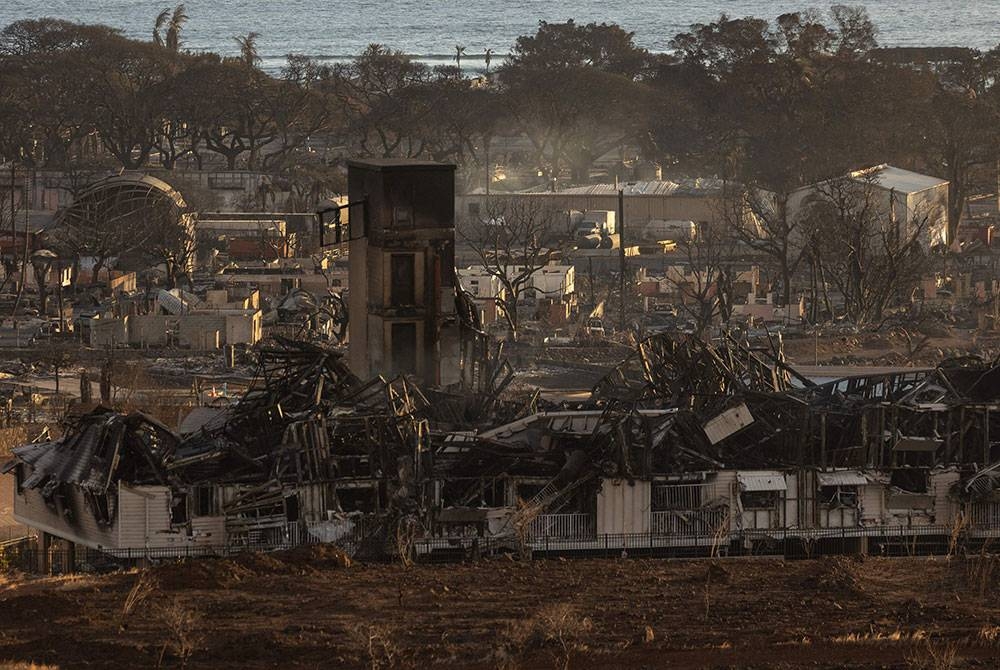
[1,552,999,669]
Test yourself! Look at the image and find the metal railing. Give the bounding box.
[411,523,978,562]
[6,520,1000,574]
[650,509,728,536]
[527,513,595,540]
[966,503,1000,526]
[0,524,33,544]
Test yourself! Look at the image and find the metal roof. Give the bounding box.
[893,437,943,452]
[76,174,188,209]
[529,179,728,198]
[738,471,787,492]
[817,470,869,486]
[476,409,676,444]
[851,165,948,194]
[347,158,455,171]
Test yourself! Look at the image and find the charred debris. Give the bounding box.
[8,332,1000,554]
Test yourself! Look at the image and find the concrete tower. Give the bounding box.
[346,159,461,387]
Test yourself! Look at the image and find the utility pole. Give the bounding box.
[55,258,64,334]
[11,170,30,317]
[618,187,626,334]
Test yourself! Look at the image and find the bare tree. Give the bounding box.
[0,172,25,295]
[660,224,739,337]
[460,198,559,340]
[802,172,935,324]
[37,340,75,398]
[143,205,195,289]
[52,185,153,285]
[721,183,805,309]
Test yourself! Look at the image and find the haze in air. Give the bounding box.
[1,2,1000,669]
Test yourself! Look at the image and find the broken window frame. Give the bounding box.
[740,490,779,511]
[389,253,417,307]
[193,486,218,517]
[170,492,189,525]
[818,485,859,508]
[393,206,413,228]
[889,467,930,494]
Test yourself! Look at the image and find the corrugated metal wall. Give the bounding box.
[596,479,650,534]
[932,470,961,524]
[116,484,186,549]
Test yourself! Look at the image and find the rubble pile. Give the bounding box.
[8,332,1000,558]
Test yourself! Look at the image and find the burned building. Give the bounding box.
[10,331,1000,562]
[9,157,1000,566]
[346,159,463,387]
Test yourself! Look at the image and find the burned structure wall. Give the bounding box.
[8,333,1000,554]
[346,159,462,387]
[9,153,1000,558]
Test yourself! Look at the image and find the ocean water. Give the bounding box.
[2,0,999,73]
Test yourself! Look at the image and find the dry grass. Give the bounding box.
[1,557,998,669]
[535,603,593,670]
[708,516,730,559]
[394,518,418,569]
[963,547,999,597]
[494,603,592,670]
[946,512,967,559]
[349,623,404,670]
[120,570,158,630]
[0,427,28,458]
[832,630,928,645]
[153,598,203,668]
[905,638,958,669]
[976,625,1000,645]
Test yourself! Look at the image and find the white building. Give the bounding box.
[788,164,950,248]
[525,264,575,300]
[457,263,576,326]
[642,219,697,243]
[457,267,505,325]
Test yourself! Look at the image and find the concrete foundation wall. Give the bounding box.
[177,315,222,350]
[128,314,174,347]
[90,317,128,347]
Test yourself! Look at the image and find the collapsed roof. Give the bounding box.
[9,332,1000,540]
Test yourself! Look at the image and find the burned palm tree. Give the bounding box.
[152,8,170,47]
[165,4,188,52]
[153,4,187,51]
[235,31,261,67]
